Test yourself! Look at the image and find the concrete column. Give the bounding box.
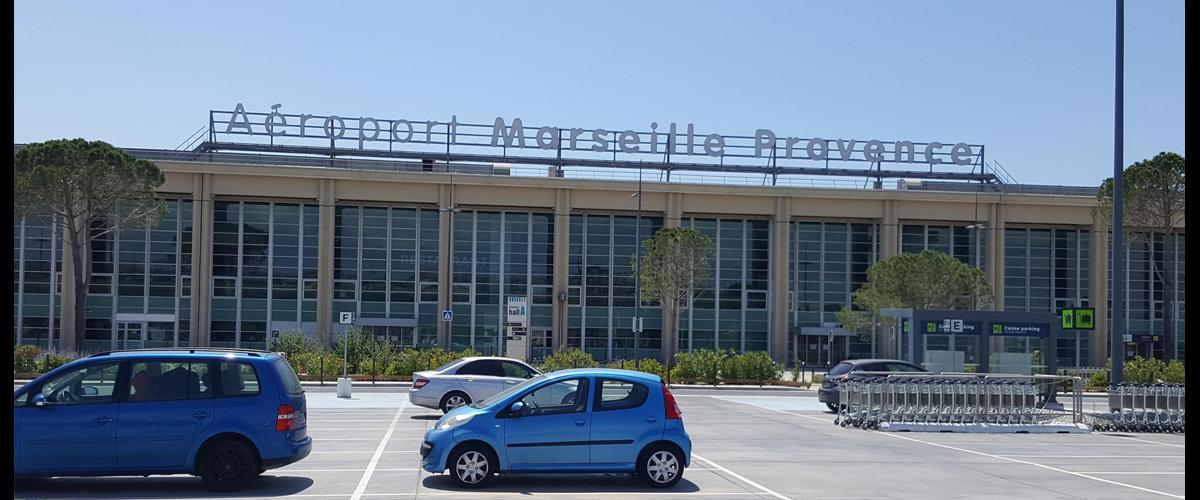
[1090,217,1110,367]
[189,173,214,347]
[986,203,999,302]
[662,192,683,362]
[60,223,78,353]
[551,189,571,352]
[880,199,898,260]
[316,179,336,346]
[436,185,452,349]
[769,197,791,364]
[991,204,1006,310]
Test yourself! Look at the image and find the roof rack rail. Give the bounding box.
[87,347,276,358]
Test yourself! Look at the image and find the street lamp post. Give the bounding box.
[1111,0,1126,384]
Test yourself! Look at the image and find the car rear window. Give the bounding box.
[828,362,854,376]
[217,362,261,397]
[273,359,304,395]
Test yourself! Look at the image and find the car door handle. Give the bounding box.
[646,417,658,423]
[575,420,586,426]
[505,380,517,384]
[192,411,211,420]
[95,416,113,425]
[465,378,476,382]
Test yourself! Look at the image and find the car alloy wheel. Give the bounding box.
[455,450,489,485]
[646,450,679,484]
[443,394,468,413]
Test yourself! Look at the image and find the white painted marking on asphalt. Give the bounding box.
[360,493,761,497]
[310,450,418,454]
[692,453,793,500]
[1073,472,1186,475]
[350,404,408,500]
[1098,434,1186,448]
[273,468,419,472]
[998,455,1183,458]
[877,432,1185,499]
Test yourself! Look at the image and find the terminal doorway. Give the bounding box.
[796,334,848,367]
[112,314,178,350]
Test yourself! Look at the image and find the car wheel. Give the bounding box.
[826,403,838,412]
[449,444,495,488]
[638,445,684,488]
[198,440,259,492]
[440,392,471,413]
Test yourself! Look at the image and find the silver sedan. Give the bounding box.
[409,357,540,413]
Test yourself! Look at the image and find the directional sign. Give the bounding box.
[1058,307,1096,330]
[1061,310,1074,330]
[338,312,354,325]
[442,310,454,322]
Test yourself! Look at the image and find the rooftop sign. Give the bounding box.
[205,103,990,180]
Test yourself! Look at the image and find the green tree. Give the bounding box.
[837,250,993,335]
[14,139,166,353]
[632,227,714,365]
[1094,152,1185,360]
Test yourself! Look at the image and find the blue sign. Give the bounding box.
[989,322,1048,337]
[442,310,453,322]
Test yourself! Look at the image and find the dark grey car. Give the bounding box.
[816,359,927,412]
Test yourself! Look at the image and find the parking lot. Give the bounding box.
[14,386,1185,500]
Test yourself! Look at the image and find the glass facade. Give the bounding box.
[788,221,880,362]
[900,223,987,271]
[450,210,552,356]
[14,215,62,349]
[1111,232,1187,360]
[212,200,317,349]
[567,214,662,362]
[677,218,771,355]
[334,205,441,348]
[1003,227,1091,368]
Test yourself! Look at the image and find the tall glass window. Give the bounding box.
[900,223,987,271]
[1004,227,1090,367]
[334,205,440,348]
[1110,231,1186,360]
[567,214,662,362]
[678,218,770,354]
[789,221,879,361]
[451,210,553,356]
[14,215,62,349]
[213,200,317,349]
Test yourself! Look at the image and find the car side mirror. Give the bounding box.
[509,401,525,416]
[32,394,46,407]
[82,386,99,396]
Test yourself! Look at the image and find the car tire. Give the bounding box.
[638,444,684,488]
[448,443,496,488]
[198,440,259,492]
[826,403,838,412]
[440,392,472,414]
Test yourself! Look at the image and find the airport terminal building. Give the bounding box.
[12,106,1186,369]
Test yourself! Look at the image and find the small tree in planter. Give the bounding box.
[633,227,714,375]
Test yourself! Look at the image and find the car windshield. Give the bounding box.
[471,374,546,408]
[828,362,854,376]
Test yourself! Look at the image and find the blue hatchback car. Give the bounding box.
[13,348,311,492]
[421,368,692,488]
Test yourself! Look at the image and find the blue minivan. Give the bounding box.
[421,368,692,488]
[13,348,311,491]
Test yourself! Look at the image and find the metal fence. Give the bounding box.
[834,373,1085,431]
[1090,383,1185,433]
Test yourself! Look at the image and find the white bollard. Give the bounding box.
[337,377,353,399]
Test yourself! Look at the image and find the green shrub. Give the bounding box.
[540,348,599,372]
[812,374,825,385]
[1088,369,1108,388]
[14,345,40,373]
[1085,357,1185,388]
[1161,360,1185,384]
[672,349,727,383]
[333,328,398,374]
[40,352,73,372]
[723,352,783,383]
[271,330,325,357]
[606,358,667,379]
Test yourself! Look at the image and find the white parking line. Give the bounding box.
[878,432,1184,499]
[998,455,1183,458]
[350,404,407,500]
[274,468,419,472]
[310,450,417,454]
[691,453,792,500]
[360,493,762,497]
[1099,435,1186,448]
[1074,472,1185,475]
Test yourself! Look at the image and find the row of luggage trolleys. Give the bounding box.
[1092,383,1185,433]
[834,373,1084,430]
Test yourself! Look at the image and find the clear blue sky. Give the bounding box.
[14,1,1183,187]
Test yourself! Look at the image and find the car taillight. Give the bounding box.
[276,404,295,432]
[661,383,682,420]
[412,378,429,389]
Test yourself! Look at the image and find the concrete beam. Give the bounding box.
[189,173,214,347]
[552,189,571,352]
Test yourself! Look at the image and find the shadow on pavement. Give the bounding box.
[409,415,440,420]
[421,473,700,493]
[14,475,315,499]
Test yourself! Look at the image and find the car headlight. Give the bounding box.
[438,413,474,430]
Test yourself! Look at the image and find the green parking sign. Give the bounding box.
[1061,310,1074,329]
[992,324,1002,334]
[1075,308,1095,329]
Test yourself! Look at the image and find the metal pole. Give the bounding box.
[635,165,643,369]
[1110,0,1126,385]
